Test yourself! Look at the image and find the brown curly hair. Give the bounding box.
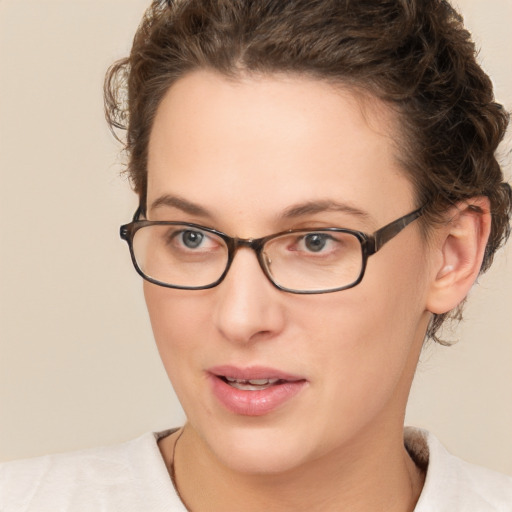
[104,0,511,343]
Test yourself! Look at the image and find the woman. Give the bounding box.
[1,0,511,510]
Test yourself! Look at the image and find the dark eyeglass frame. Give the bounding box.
[120,206,425,294]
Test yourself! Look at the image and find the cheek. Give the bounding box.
[143,283,206,373]
[297,248,429,422]
[296,241,428,351]
[143,283,220,425]
[296,283,420,387]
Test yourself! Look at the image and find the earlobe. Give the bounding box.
[426,197,491,315]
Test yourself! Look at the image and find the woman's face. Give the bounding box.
[144,71,435,474]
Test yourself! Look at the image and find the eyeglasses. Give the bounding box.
[120,206,424,294]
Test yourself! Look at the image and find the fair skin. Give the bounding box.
[144,70,490,511]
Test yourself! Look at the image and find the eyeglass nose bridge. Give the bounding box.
[221,236,275,288]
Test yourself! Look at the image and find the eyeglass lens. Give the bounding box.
[131,224,364,292]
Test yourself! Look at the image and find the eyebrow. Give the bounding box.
[150,194,211,217]
[149,194,372,223]
[281,199,372,222]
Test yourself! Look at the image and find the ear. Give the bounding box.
[426,197,491,315]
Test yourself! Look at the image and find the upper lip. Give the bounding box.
[208,365,305,382]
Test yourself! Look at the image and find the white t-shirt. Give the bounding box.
[1,427,511,511]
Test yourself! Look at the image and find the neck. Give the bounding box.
[163,420,424,512]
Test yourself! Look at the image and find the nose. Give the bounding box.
[212,247,286,345]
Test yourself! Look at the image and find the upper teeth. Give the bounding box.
[225,377,279,386]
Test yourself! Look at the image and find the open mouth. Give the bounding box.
[221,376,285,391]
[208,366,307,415]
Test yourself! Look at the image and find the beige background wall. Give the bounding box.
[1,0,511,475]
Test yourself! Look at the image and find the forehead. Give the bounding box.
[146,70,415,230]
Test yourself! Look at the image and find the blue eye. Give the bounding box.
[303,233,330,252]
[180,230,204,249]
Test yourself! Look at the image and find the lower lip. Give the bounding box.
[209,375,307,416]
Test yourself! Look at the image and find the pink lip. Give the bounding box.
[207,365,307,416]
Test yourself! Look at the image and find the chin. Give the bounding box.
[194,419,317,475]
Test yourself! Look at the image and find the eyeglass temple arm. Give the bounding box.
[132,206,144,221]
[370,207,425,254]
[119,208,144,241]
